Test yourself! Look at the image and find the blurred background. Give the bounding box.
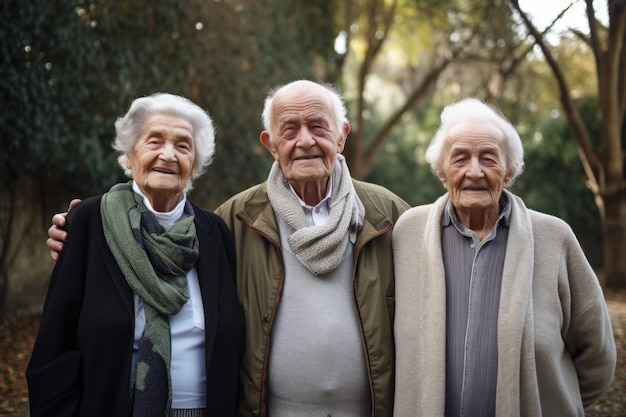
[1,0,624,314]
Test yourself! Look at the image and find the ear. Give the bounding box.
[337,121,350,153]
[503,169,515,187]
[437,171,447,187]
[124,156,132,169]
[260,131,279,161]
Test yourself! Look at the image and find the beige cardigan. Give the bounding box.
[392,190,616,417]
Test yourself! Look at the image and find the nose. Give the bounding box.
[297,126,316,148]
[159,141,177,161]
[465,157,484,178]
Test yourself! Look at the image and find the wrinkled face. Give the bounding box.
[261,83,347,188]
[438,121,512,214]
[125,114,196,204]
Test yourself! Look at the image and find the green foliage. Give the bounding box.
[0,0,336,207]
[511,100,602,264]
[1,0,119,195]
[366,101,445,205]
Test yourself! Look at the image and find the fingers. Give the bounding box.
[48,222,67,242]
[47,220,67,262]
[46,199,79,262]
[51,212,67,228]
[48,247,60,262]
[68,198,81,211]
[46,229,65,260]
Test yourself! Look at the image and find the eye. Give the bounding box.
[450,154,467,165]
[146,138,163,147]
[481,154,499,165]
[177,141,193,152]
[281,125,297,140]
[311,125,326,134]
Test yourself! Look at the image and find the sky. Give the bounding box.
[517,0,608,32]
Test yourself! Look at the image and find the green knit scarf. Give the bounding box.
[101,181,199,413]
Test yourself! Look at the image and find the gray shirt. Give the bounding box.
[442,194,511,417]
[266,216,370,417]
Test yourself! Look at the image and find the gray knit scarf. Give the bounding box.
[267,154,364,275]
[100,181,199,414]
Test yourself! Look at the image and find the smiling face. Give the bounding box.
[260,81,348,205]
[125,113,196,211]
[438,121,513,223]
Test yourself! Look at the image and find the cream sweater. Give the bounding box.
[392,190,616,417]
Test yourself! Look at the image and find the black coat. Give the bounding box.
[26,196,245,417]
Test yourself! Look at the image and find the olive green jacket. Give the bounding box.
[215,179,409,417]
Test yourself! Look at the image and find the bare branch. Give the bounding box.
[607,0,626,117]
[510,0,603,193]
[354,0,399,174]
[363,59,451,168]
[586,0,605,94]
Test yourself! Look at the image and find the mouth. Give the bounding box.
[152,167,176,174]
[461,184,487,191]
[294,155,321,161]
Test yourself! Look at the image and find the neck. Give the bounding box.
[455,205,500,241]
[132,181,184,213]
[147,192,183,212]
[290,178,329,206]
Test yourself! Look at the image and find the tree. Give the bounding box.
[331,0,535,180]
[511,0,626,287]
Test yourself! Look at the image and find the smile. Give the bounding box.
[152,167,176,174]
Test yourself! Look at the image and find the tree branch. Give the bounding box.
[510,0,603,193]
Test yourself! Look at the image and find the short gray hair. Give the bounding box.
[113,93,216,191]
[425,98,525,183]
[261,80,348,141]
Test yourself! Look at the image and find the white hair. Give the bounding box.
[113,93,216,191]
[261,80,348,141]
[425,98,525,183]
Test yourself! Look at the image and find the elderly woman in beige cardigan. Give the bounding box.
[392,98,616,417]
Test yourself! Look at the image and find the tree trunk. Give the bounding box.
[602,190,626,288]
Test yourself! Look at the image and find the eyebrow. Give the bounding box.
[144,132,193,147]
[279,113,330,125]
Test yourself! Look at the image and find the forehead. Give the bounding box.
[271,86,335,125]
[445,120,504,152]
[142,113,193,135]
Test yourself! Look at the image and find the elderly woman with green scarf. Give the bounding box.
[27,93,245,417]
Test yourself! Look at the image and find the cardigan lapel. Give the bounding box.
[423,195,450,415]
[495,191,541,416]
